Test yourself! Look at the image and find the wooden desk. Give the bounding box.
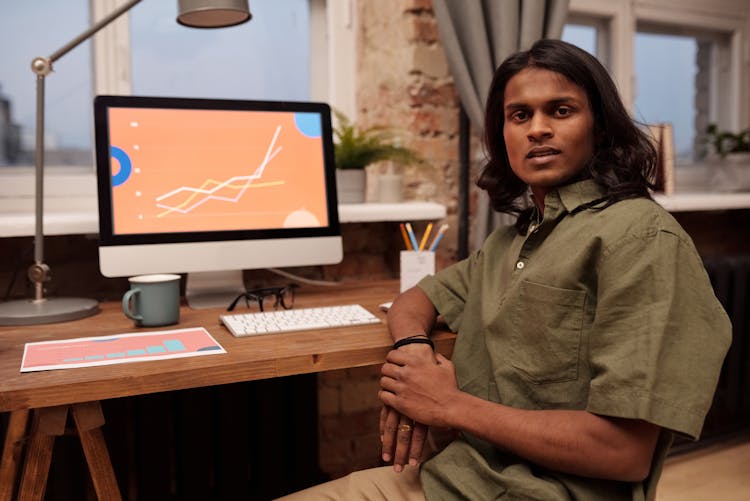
[0,280,455,499]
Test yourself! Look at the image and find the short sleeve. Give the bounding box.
[586,229,731,439]
[417,249,482,333]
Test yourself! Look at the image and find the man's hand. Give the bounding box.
[379,405,428,472]
[379,286,443,471]
[379,343,435,472]
[379,348,460,429]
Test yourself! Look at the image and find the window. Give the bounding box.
[0,1,316,169]
[0,1,93,167]
[633,30,710,164]
[562,23,597,56]
[562,13,612,70]
[130,0,311,101]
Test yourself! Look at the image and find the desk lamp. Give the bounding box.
[0,0,251,326]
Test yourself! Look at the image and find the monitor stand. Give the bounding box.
[185,270,246,309]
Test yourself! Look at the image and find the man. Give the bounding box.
[379,39,730,500]
[279,39,730,501]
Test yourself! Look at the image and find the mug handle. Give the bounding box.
[122,288,143,322]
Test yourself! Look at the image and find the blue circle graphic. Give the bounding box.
[294,113,322,138]
[110,146,132,187]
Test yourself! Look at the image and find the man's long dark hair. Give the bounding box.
[477,39,657,216]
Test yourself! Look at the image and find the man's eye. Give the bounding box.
[556,107,572,117]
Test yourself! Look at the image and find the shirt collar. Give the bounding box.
[549,179,607,214]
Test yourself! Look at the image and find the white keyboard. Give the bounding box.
[220,304,381,337]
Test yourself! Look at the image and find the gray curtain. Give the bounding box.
[433,0,569,250]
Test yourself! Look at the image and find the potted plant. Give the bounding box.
[333,111,421,203]
[705,123,750,162]
[705,123,750,191]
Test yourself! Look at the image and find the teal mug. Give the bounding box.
[122,274,181,327]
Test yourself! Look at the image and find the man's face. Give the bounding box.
[502,67,596,204]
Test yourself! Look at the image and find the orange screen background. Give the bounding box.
[108,108,329,235]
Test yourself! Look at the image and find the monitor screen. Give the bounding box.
[94,95,342,306]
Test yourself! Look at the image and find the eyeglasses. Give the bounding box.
[227,284,298,312]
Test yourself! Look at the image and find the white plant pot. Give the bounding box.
[336,169,366,203]
[711,153,750,192]
[725,152,750,166]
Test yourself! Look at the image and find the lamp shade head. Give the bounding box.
[177,0,251,28]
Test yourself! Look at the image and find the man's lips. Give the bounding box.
[526,147,561,158]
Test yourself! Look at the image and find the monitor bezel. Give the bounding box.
[94,95,341,247]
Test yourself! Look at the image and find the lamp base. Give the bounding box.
[0,297,99,326]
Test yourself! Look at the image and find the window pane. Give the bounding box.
[130,0,310,101]
[634,32,697,163]
[562,24,597,57]
[0,1,93,166]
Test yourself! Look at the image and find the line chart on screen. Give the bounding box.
[154,125,283,217]
[106,108,329,235]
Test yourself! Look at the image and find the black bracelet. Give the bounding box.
[395,333,428,343]
[393,335,434,350]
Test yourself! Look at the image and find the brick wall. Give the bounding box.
[318,365,384,476]
[358,0,460,268]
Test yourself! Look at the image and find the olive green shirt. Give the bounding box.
[418,180,731,501]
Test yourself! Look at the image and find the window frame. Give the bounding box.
[568,0,749,134]
[632,23,733,162]
[0,0,356,236]
[566,0,750,196]
[564,14,614,75]
[567,0,635,111]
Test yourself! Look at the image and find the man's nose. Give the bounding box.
[527,114,553,141]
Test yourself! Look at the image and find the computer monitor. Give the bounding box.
[94,95,343,308]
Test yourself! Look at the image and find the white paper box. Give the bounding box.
[400,251,435,292]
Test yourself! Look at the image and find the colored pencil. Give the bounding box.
[405,223,420,251]
[399,223,413,250]
[428,224,448,251]
[418,223,433,251]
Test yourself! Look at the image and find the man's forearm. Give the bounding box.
[445,391,660,482]
[386,286,438,342]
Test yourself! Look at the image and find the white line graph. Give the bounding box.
[155,126,283,216]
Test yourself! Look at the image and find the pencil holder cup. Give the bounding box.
[400,251,435,292]
[122,274,181,327]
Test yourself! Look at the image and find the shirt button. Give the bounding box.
[516,261,525,270]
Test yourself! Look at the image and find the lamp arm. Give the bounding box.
[50,0,143,64]
[29,0,142,301]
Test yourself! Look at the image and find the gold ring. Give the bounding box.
[398,424,412,433]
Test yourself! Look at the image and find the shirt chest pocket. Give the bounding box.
[507,280,586,383]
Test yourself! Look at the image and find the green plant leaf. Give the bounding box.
[705,123,750,157]
[332,110,421,170]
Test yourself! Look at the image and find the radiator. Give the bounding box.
[700,255,750,439]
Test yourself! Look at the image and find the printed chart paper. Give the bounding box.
[21,327,225,372]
